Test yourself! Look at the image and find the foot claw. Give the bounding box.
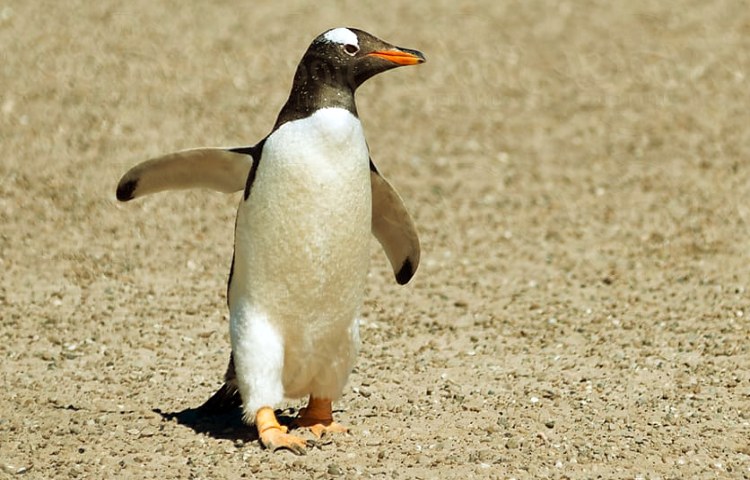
[292,399,349,439]
[295,419,348,439]
[255,406,307,455]
[260,427,308,455]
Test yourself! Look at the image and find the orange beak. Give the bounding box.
[368,48,426,66]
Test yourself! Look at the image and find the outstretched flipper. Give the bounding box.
[116,150,420,283]
[116,147,254,201]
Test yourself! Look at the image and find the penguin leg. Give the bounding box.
[292,397,348,438]
[230,311,307,453]
[256,407,308,454]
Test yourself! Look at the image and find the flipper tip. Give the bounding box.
[395,258,415,285]
[116,178,138,202]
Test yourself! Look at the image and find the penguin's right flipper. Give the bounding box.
[116,147,254,201]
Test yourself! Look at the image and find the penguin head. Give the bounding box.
[303,27,426,91]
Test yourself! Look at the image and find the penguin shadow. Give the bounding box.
[154,406,302,442]
[153,390,298,442]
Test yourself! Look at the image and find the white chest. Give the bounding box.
[231,108,372,316]
[261,107,369,191]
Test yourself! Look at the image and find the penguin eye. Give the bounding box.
[343,44,359,56]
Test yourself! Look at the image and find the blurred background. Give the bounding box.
[1,1,749,478]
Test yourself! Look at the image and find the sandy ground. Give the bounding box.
[2,1,750,478]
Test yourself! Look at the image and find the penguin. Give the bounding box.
[116,27,425,454]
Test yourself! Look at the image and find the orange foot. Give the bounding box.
[256,407,308,455]
[292,397,349,439]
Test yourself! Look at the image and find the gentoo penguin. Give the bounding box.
[116,27,424,454]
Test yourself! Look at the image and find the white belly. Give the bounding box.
[229,108,371,409]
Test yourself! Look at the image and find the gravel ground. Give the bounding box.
[1,1,749,478]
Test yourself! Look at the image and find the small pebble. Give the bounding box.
[327,463,343,476]
[1,464,31,475]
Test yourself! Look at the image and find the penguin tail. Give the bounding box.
[196,355,241,415]
[196,382,242,415]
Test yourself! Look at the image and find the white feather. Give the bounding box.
[322,27,358,47]
[230,303,285,418]
[229,108,371,419]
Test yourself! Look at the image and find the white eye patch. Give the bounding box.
[322,28,359,47]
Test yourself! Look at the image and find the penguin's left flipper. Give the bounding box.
[116,147,254,201]
[369,160,420,285]
[116,150,420,283]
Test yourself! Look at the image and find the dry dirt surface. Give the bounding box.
[2,1,750,479]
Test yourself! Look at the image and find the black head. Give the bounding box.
[274,28,426,128]
[305,27,426,90]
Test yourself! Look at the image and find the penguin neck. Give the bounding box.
[273,62,358,130]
